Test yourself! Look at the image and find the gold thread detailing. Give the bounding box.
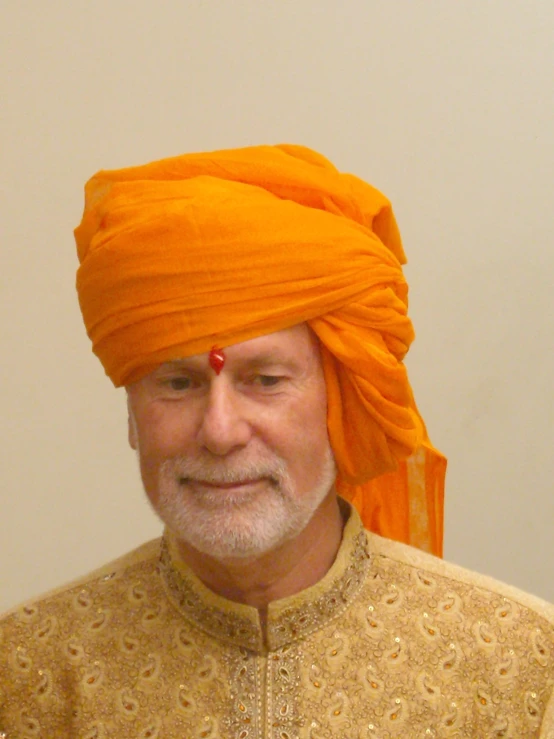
[415,671,441,705]
[160,539,261,651]
[18,604,39,623]
[81,661,105,693]
[81,721,106,738]
[161,529,371,652]
[530,629,550,667]
[17,714,40,736]
[138,717,162,738]
[137,653,162,689]
[266,531,371,650]
[1,512,554,735]
[33,617,57,642]
[268,644,303,738]
[116,689,140,720]
[11,646,32,674]
[73,589,93,612]
[224,646,258,737]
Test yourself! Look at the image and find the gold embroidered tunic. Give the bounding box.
[1,506,554,738]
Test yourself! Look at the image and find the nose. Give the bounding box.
[196,379,252,456]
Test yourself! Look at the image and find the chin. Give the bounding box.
[151,486,317,560]
[148,450,337,560]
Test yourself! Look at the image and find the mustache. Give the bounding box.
[160,455,288,486]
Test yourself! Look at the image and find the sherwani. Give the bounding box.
[1,506,553,738]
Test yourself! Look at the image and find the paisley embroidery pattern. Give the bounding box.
[0,508,553,738]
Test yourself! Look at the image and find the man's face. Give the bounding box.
[126,323,336,560]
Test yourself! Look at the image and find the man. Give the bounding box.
[1,145,553,737]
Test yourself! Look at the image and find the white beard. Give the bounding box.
[147,446,337,560]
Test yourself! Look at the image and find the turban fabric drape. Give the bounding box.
[75,144,446,556]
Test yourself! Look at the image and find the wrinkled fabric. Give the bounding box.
[74,144,446,554]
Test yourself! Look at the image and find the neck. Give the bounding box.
[173,492,345,612]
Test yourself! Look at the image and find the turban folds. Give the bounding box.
[75,144,446,555]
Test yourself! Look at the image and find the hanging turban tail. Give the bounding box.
[75,144,446,556]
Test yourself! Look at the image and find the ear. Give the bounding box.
[127,394,138,451]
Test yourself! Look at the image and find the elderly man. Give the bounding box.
[1,145,553,737]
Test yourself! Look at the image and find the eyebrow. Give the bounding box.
[159,353,302,373]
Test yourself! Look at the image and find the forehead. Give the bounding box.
[157,323,322,373]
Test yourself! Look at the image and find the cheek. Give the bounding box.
[137,404,192,451]
[303,381,330,446]
[134,406,195,482]
[277,387,331,484]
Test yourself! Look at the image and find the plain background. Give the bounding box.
[1,1,552,612]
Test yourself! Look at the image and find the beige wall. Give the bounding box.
[1,1,553,611]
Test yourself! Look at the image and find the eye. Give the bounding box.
[167,376,193,391]
[254,375,283,388]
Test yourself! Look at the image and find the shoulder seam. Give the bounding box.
[0,538,162,619]
[367,532,554,626]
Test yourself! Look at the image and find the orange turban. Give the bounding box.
[75,144,446,555]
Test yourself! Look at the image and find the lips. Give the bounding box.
[178,477,263,490]
[197,479,258,489]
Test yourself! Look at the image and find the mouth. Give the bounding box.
[178,477,267,492]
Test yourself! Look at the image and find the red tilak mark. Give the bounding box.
[208,346,226,375]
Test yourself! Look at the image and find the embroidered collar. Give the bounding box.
[158,504,371,652]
